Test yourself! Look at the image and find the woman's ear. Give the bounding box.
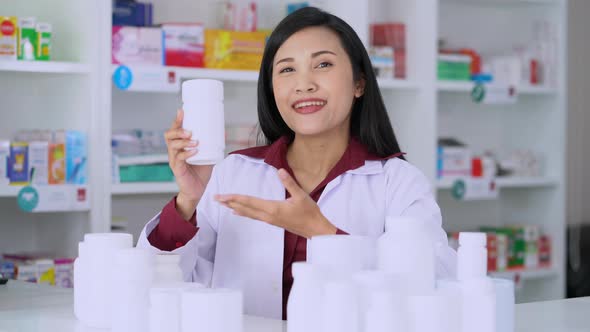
[354,76,366,98]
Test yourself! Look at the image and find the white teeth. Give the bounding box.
[294,101,326,109]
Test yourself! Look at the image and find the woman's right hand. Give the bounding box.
[165,109,214,220]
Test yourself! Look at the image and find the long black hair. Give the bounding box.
[257,6,403,158]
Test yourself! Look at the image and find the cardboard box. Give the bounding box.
[17,17,36,60]
[204,29,267,70]
[0,16,17,60]
[112,0,153,27]
[8,142,29,185]
[112,26,163,65]
[65,131,87,184]
[29,141,49,185]
[163,23,204,67]
[35,22,51,61]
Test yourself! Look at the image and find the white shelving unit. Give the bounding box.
[0,61,92,74]
[437,176,559,190]
[112,182,178,195]
[0,0,111,258]
[437,80,557,95]
[1,0,567,302]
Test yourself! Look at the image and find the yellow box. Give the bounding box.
[205,30,268,71]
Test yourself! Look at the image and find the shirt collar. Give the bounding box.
[230,136,403,174]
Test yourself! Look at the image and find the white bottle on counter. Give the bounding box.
[457,232,496,332]
[154,253,183,284]
[457,232,488,281]
[111,248,155,332]
[377,216,435,295]
[73,241,86,321]
[287,262,323,332]
[182,79,225,165]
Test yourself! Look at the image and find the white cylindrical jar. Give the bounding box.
[287,262,323,332]
[457,232,488,281]
[377,216,435,295]
[154,253,183,284]
[182,79,225,165]
[111,248,155,332]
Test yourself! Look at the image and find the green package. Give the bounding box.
[35,22,51,61]
[17,17,36,60]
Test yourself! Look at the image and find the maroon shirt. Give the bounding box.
[147,136,402,319]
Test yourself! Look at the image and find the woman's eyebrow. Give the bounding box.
[275,50,337,66]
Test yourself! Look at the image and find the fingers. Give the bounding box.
[172,109,183,129]
[165,128,192,142]
[169,139,199,152]
[225,200,272,223]
[277,169,306,199]
[215,194,278,218]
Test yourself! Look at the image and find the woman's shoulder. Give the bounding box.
[381,158,433,191]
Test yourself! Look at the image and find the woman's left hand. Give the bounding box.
[214,168,337,238]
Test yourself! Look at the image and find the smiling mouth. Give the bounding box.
[292,100,327,114]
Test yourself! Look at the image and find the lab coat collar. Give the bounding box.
[229,135,404,176]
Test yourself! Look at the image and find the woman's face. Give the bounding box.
[272,26,364,138]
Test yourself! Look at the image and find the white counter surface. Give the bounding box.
[1,281,589,332]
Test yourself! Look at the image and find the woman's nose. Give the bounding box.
[295,75,318,93]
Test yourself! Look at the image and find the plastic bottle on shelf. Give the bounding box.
[377,216,435,295]
[181,79,225,165]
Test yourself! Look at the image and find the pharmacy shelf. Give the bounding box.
[437,80,557,95]
[437,176,559,190]
[490,267,558,281]
[0,61,92,74]
[111,182,178,195]
[377,78,418,90]
[111,65,418,92]
[442,0,560,6]
[0,185,23,198]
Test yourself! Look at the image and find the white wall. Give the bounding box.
[567,0,590,225]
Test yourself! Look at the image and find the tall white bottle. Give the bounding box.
[181,79,225,165]
[457,232,496,332]
[377,216,435,295]
[287,262,323,332]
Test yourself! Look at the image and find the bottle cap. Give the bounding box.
[459,232,487,247]
[182,79,224,104]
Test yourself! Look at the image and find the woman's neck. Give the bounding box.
[286,130,350,178]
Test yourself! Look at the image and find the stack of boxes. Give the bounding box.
[0,253,74,288]
[370,23,406,79]
[111,0,268,70]
[0,16,52,61]
[1,130,87,186]
[448,225,552,273]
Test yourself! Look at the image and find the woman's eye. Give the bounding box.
[279,67,294,73]
[317,62,332,69]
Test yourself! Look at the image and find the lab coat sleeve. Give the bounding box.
[384,159,457,279]
[137,164,222,286]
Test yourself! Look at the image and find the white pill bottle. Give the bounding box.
[181,79,225,165]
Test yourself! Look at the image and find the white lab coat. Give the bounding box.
[137,153,457,319]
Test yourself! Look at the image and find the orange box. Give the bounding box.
[48,141,65,184]
[204,29,267,70]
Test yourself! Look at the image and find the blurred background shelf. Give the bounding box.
[437,177,559,190]
[437,80,557,95]
[111,182,178,195]
[0,61,91,74]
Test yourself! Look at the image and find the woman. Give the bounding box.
[138,7,456,320]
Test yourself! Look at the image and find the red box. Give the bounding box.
[486,233,498,272]
[163,23,205,68]
[371,23,406,79]
[538,235,551,267]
